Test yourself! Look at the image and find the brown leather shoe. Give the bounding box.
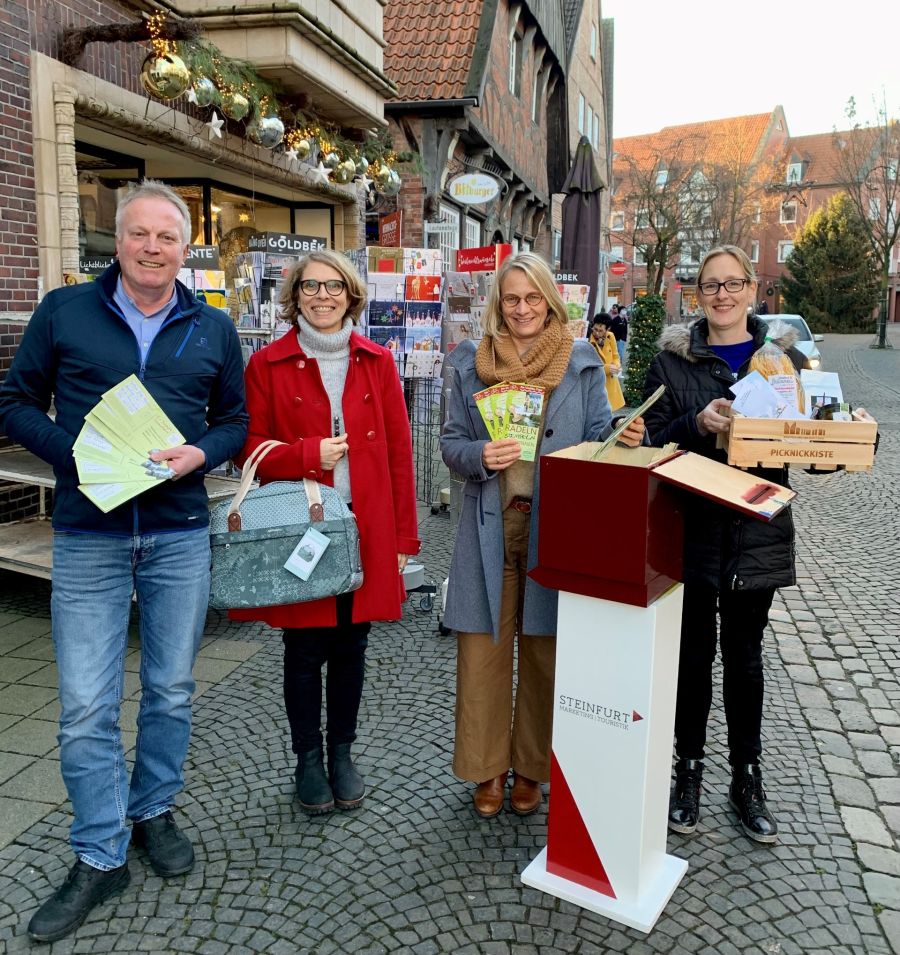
[510,773,542,815]
[473,774,507,818]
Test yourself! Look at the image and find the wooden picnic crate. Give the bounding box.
[722,416,878,472]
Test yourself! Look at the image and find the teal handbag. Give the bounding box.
[208,440,364,610]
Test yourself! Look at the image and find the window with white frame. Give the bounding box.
[531,69,541,124]
[552,230,562,266]
[521,238,532,252]
[633,247,647,266]
[635,209,650,229]
[593,113,600,150]
[750,240,760,263]
[753,204,762,223]
[577,94,585,134]
[889,158,898,181]
[464,216,481,249]
[680,244,696,265]
[780,201,797,224]
[587,105,594,144]
[590,22,597,60]
[438,202,460,269]
[869,197,881,219]
[609,210,625,231]
[655,167,669,187]
[610,244,624,261]
[777,240,794,262]
[509,33,523,96]
[786,162,803,184]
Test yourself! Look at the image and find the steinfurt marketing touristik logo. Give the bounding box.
[558,693,644,731]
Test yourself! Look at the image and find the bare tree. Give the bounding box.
[832,96,900,348]
[617,135,703,294]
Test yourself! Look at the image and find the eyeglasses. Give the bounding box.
[500,293,544,308]
[698,278,749,296]
[299,278,346,297]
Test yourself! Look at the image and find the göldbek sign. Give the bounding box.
[447,172,501,206]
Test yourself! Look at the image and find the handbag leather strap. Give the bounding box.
[226,440,325,531]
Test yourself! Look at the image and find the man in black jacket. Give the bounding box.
[0,180,248,942]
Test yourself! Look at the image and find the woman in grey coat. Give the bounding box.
[440,252,645,818]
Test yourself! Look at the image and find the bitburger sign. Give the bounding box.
[447,172,501,205]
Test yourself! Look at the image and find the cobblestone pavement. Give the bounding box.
[0,331,897,954]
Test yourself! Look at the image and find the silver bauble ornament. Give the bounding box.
[323,151,340,170]
[221,90,250,122]
[248,115,285,149]
[332,159,356,185]
[354,156,369,176]
[374,164,392,187]
[140,52,191,101]
[191,77,218,108]
[295,138,311,161]
[377,169,402,197]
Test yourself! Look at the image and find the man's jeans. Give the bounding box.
[51,528,211,870]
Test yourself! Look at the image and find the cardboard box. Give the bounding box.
[533,444,795,608]
[723,416,877,472]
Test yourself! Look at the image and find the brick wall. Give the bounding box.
[1,3,38,316]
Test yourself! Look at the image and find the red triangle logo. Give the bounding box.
[546,751,616,898]
[632,710,643,722]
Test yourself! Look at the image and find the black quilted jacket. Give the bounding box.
[642,315,807,592]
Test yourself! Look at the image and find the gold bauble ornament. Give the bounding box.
[374,164,392,187]
[221,90,251,122]
[332,159,356,185]
[296,138,311,161]
[377,169,402,197]
[140,52,190,101]
[247,115,285,149]
[323,151,340,170]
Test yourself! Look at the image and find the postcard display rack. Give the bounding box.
[354,246,445,506]
[231,232,327,364]
[521,443,797,933]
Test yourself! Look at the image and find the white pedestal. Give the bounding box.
[521,585,687,934]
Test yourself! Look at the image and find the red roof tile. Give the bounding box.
[613,112,779,171]
[384,1,484,101]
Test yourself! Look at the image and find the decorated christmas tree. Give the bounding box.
[622,294,666,408]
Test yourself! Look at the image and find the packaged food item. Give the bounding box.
[749,331,806,414]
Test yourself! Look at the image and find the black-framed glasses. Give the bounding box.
[500,292,544,308]
[299,278,347,297]
[698,278,749,296]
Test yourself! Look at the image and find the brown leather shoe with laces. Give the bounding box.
[473,774,507,817]
[510,773,542,815]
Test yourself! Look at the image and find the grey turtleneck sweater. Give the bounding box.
[296,316,352,502]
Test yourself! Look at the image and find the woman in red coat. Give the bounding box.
[230,249,420,814]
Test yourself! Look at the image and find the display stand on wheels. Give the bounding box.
[521,443,797,933]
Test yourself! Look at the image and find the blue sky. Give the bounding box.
[603,0,900,138]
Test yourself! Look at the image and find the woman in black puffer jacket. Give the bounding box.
[643,244,807,846]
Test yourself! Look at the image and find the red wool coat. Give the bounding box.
[228,329,421,629]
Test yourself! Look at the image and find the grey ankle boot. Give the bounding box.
[295,748,334,814]
[328,743,365,809]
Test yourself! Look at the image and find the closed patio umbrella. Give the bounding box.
[560,135,605,324]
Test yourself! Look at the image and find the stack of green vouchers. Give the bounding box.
[73,375,184,513]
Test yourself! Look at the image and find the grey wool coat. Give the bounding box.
[440,337,616,640]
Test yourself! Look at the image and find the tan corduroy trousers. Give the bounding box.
[453,506,556,783]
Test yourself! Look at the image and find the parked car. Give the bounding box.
[761,314,824,369]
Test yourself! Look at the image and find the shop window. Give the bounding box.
[464,216,481,249]
[76,143,143,257]
[438,203,461,269]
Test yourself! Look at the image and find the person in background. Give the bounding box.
[642,244,808,846]
[589,313,625,411]
[229,249,420,815]
[609,305,629,369]
[0,180,248,942]
[440,252,644,819]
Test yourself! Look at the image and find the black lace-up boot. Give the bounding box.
[728,763,778,844]
[667,758,704,834]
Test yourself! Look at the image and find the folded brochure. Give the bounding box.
[74,375,185,513]
[474,382,546,462]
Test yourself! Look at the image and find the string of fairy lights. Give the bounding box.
[139,13,403,196]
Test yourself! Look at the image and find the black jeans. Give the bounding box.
[282,593,371,755]
[674,582,775,766]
